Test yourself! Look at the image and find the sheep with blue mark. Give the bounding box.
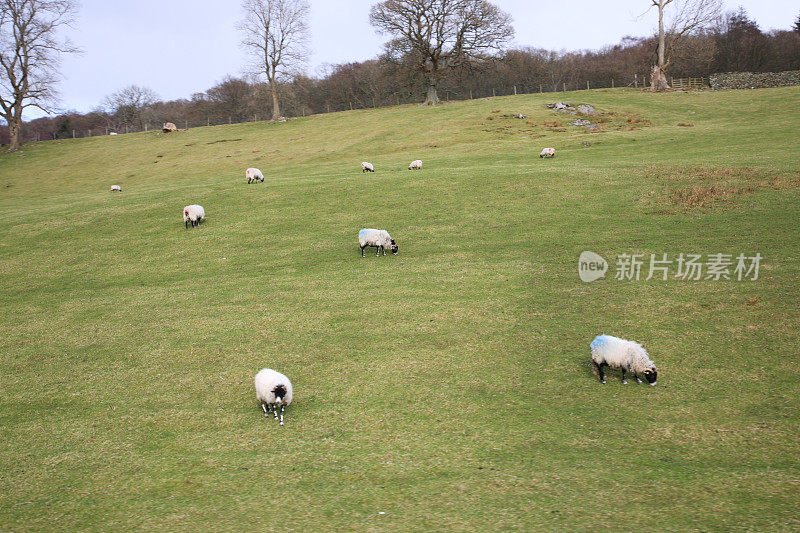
[255,368,293,426]
[590,335,658,385]
[358,228,398,258]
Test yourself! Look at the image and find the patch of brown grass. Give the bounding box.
[543,120,563,128]
[677,122,694,127]
[642,165,800,209]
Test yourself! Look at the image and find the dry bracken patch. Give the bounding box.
[641,165,800,209]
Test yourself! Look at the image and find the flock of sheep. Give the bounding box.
[112,147,661,427]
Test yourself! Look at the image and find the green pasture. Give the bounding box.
[1,87,798,530]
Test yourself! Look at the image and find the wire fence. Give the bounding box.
[20,73,706,142]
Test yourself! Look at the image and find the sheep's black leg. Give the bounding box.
[361,245,366,258]
[185,220,188,229]
[376,246,380,257]
[273,404,279,421]
[621,368,627,385]
[279,404,285,426]
[635,375,643,384]
[593,361,606,383]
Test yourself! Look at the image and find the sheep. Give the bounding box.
[408,159,422,170]
[361,162,375,173]
[540,148,555,158]
[590,335,658,385]
[246,168,264,184]
[359,228,398,258]
[110,185,122,192]
[183,204,205,229]
[255,368,293,425]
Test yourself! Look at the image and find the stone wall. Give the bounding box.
[709,71,800,90]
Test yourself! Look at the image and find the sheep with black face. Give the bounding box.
[590,335,658,385]
[183,205,205,228]
[358,228,398,258]
[255,368,293,426]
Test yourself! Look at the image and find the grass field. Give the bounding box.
[1,87,799,531]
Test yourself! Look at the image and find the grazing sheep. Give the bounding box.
[513,113,525,119]
[183,205,205,229]
[361,162,375,173]
[246,168,264,184]
[540,148,555,158]
[408,159,422,170]
[590,335,658,385]
[255,368,293,426]
[110,185,121,192]
[359,228,398,258]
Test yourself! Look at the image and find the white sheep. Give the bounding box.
[183,205,205,229]
[255,368,293,425]
[361,162,375,173]
[359,228,398,258]
[540,148,555,158]
[246,168,264,184]
[590,335,658,385]
[110,185,121,192]
[408,159,422,170]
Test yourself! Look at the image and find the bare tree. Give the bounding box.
[648,0,721,91]
[239,0,309,121]
[0,0,78,151]
[102,85,159,131]
[370,0,513,105]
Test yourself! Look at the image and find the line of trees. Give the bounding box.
[2,3,799,146]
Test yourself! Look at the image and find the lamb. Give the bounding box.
[590,335,658,385]
[408,159,422,170]
[183,205,205,228]
[246,168,264,184]
[359,228,398,258]
[255,368,293,425]
[110,185,121,192]
[540,148,555,158]
[361,162,375,173]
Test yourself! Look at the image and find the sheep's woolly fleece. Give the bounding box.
[590,334,655,375]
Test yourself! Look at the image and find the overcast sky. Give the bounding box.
[42,0,798,118]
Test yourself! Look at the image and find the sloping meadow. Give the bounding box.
[1,87,799,530]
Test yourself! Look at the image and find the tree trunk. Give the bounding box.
[650,65,671,91]
[652,0,671,92]
[270,82,281,121]
[6,116,21,151]
[424,77,439,106]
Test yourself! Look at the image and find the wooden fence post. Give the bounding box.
[587,80,590,90]
[492,88,495,97]
[349,101,353,110]
[539,84,542,93]
[229,116,232,124]
[563,82,566,92]
[469,89,472,99]
[513,85,517,95]
[185,120,188,129]
[612,79,615,88]
[72,130,75,139]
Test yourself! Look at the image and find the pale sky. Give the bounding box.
[40,0,798,118]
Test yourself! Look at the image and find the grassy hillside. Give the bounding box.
[1,87,799,531]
